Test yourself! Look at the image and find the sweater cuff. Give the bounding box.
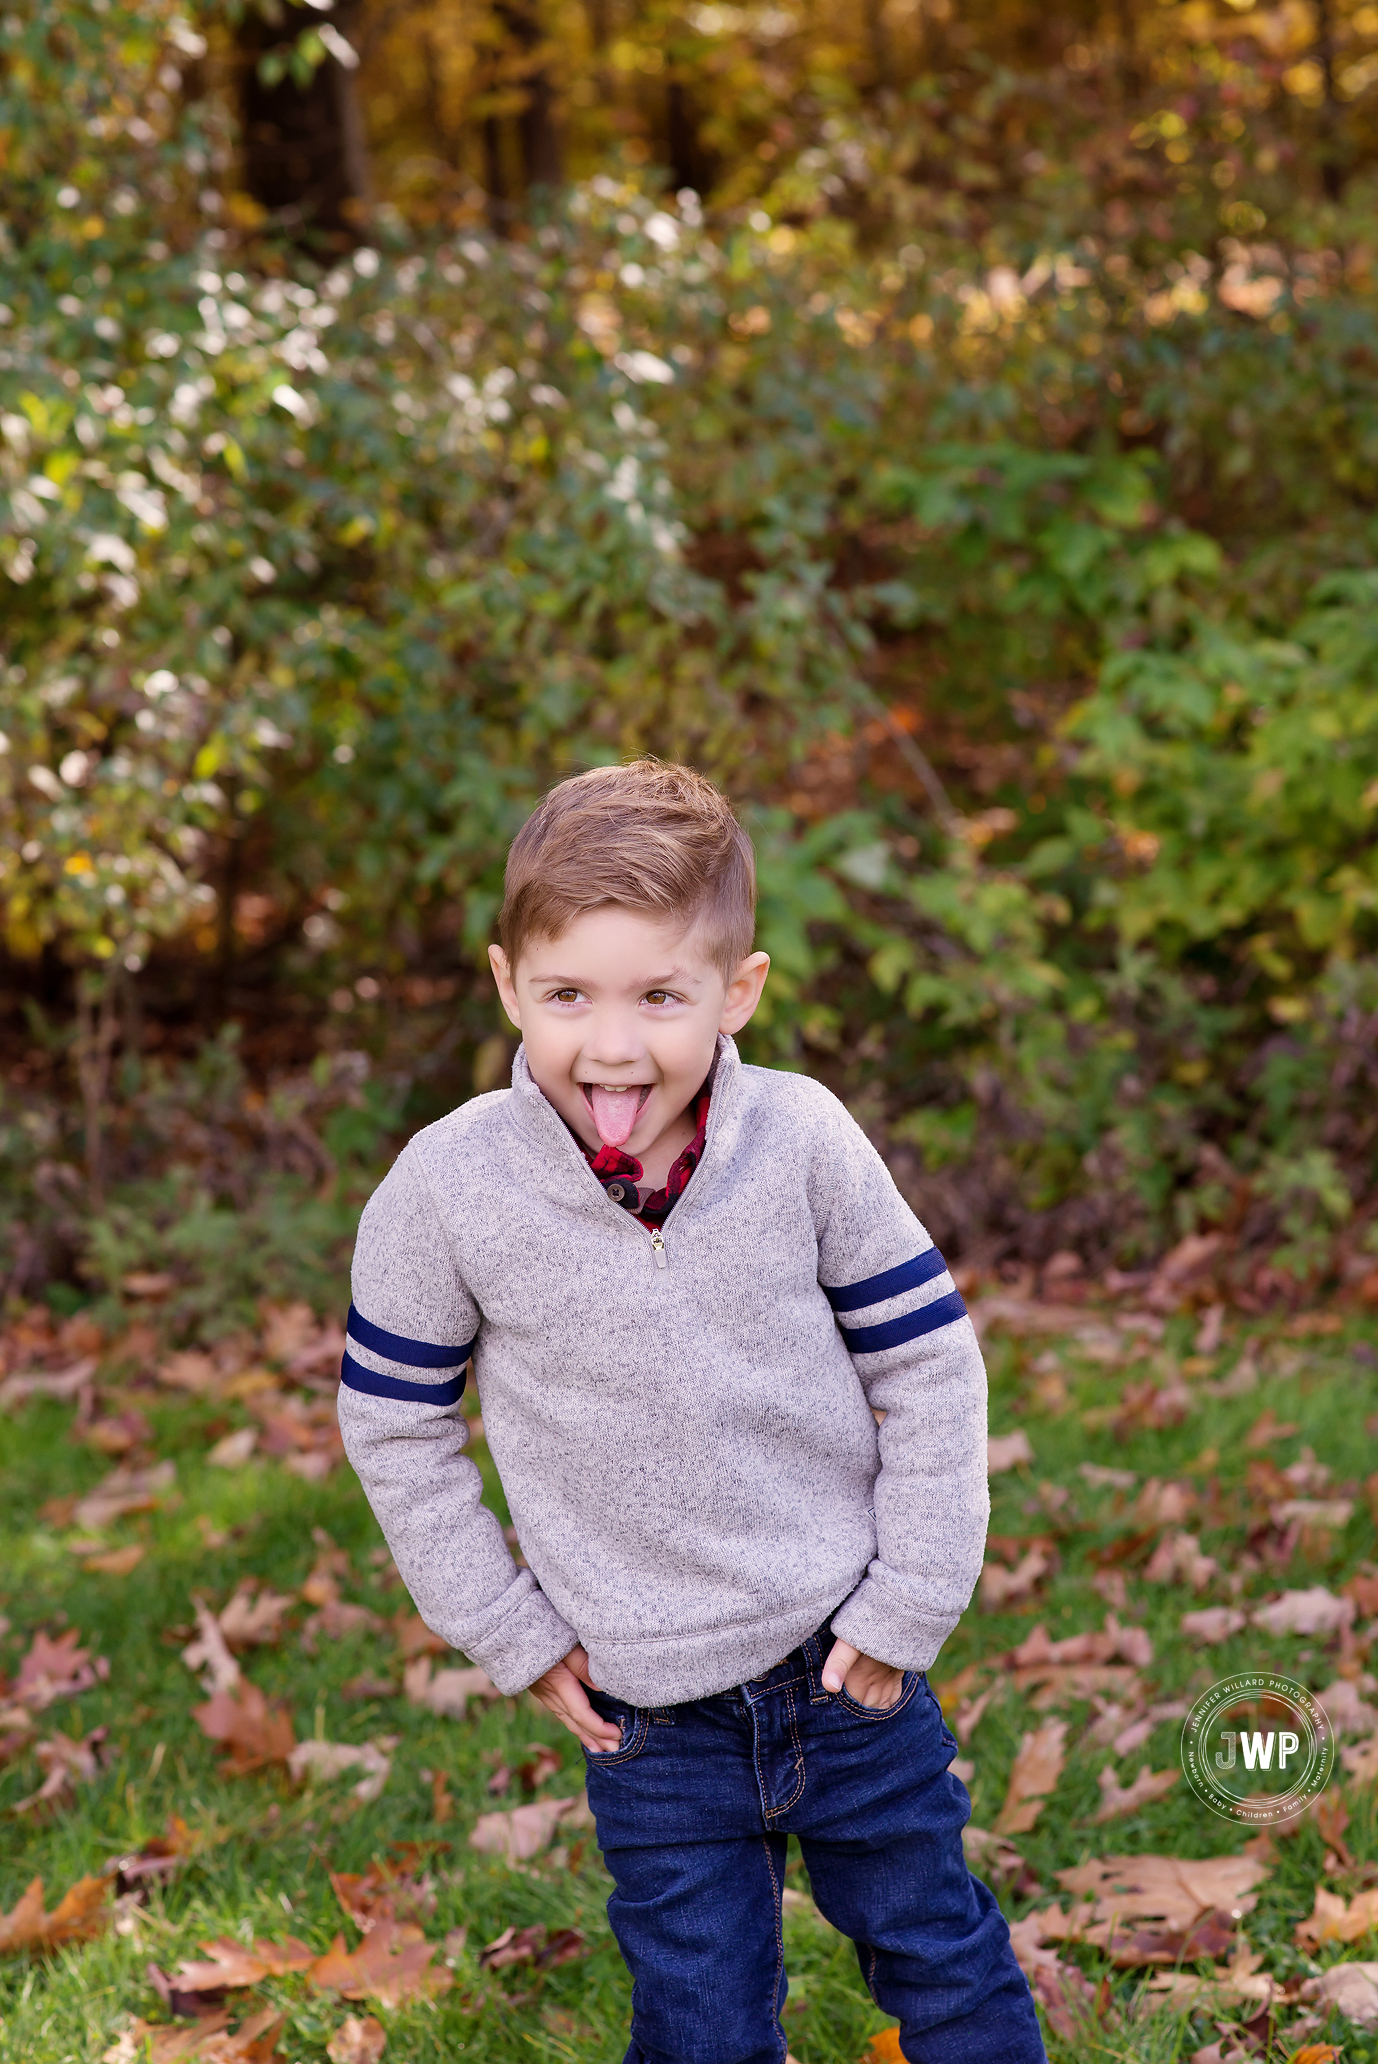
[461,1584,579,1695]
[829,1576,960,1676]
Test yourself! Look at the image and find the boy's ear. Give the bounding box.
[719,950,770,1036]
[488,945,523,1030]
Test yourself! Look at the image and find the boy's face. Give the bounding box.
[488,906,769,1159]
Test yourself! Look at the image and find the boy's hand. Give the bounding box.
[529,1644,623,1753]
[821,1638,905,1711]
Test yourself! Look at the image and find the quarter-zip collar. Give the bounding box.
[504,1033,741,1224]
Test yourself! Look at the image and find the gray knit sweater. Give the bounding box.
[338,1037,989,1706]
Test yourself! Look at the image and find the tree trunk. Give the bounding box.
[496,0,563,193]
[667,77,713,194]
[1313,0,1344,197]
[1115,0,1141,104]
[236,0,372,243]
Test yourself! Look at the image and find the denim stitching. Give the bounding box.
[763,1682,807,1819]
[760,1833,788,2061]
[583,1704,650,1766]
[836,1669,922,1722]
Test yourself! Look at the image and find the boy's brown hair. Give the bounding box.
[499,760,757,980]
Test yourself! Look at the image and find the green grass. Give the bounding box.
[3,1308,1378,2061]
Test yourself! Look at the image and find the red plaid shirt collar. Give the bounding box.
[580,1081,712,1227]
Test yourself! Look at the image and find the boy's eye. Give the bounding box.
[644,989,673,1006]
[551,987,582,1003]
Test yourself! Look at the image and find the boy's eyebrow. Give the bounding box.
[524,964,704,988]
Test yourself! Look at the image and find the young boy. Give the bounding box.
[338,760,1045,2064]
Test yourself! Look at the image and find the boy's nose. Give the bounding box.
[580,1014,649,1070]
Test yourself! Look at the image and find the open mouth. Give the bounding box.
[581,1082,652,1149]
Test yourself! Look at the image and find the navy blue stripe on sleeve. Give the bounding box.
[347,1302,473,1369]
[839,1288,968,1356]
[340,1348,468,1406]
[823,1247,949,1313]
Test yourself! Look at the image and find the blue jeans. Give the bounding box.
[582,1623,1046,2064]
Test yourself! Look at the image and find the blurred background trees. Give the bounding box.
[3,0,1378,1325]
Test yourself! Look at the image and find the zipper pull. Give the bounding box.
[650,1227,667,1270]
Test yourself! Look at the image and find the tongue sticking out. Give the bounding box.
[588,1084,646,1150]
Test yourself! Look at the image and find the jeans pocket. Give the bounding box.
[836,1669,922,1721]
[582,1691,650,1766]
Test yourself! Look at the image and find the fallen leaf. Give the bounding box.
[192,1681,295,1773]
[861,2033,904,2064]
[431,1771,453,1823]
[107,1815,198,1890]
[391,1612,449,1659]
[183,1600,244,1695]
[1080,1463,1136,1490]
[994,1720,1067,1835]
[341,1675,397,1702]
[170,1937,317,1991]
[311,1920,453,2008]
[403,1656,499,1719]
[1245,1408,1300,1449]
[988,1431,1034,1473]
[1343,1736,1378,1784]
[468,1791,594,1863]
[289,1739,392,1804]
[1007,1616,1153,1671]
[1037,1851,1268,1966]
[217,1583,295,1650]
[1294,1885,1378,1947]
[74,1460,175,1532]
[1090,1763,1179,1823]
[12,1725,108,1815]
[1181,1607,1248,1645]
[1143,1531,1218,1590]
[1030,1957,1100,2044]
[260,1301,319,1365]
[208,1428,258,1469]
[15,1628,108,1710]
[156,1351,221,1395]
[1344,1573,1378,1616]
[1318,1678,1378,1737]
[326,2017,386,2064]
[330,1854,437,1933]
[1298,1961,1378,2027]
[1133,1479,1197,1528]
[83,1544,146,1576]
[84,1407,154,1457]
[1251,1587,1355,1637]
[961,1825,1041,1896]
[103,2008,284,2063]
[301,1600,385,1653]
[0,1358,98,1409]
[980,1545,1052,1610]
[478,1922,586,1971]
[0,1874,108,1954]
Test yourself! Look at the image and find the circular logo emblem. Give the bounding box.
[1180,1673,1333,1824]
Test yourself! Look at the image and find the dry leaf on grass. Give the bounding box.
[156,1351,221,1396]
[1090,1763,1178,1823]
[330,1851,437,1933]
[994,1720,1067,1835]
[1250,1587,1355,1637]
[208,1429,258,1470]
[15,1628,109,1710]
[82,1544,146,1576]
[192,1681,295,1774]
[478,1922,586,1971]
[1035,1851,1268,1966]
[288,1739,392,1804]
[403,1657,499,1720]
[169,1938,318,1991]
[73,1460,175,1532]
[326,2017,386,2064]
[1342,1736,1378,1784]
[987,1431,1034,1474]
[1143,1531,1218,1590]
[1318,1678,1378,1737]
[183,1599,245,1695]
[0,1874,108,1954]
[1181,1607,1248,1645]
[12,1725,109,1815]
[0,1357,98,1409]
[1133,1478,1197,1528]
[1008,1616,1154,1671]
[1294,1885,1378,1947]
[1298,1962,1378,2028]
[107,1816,198,1891]
[391,1612,449,1660]
[104,2009,284,2063]
[468,1791,595,1863]
[980,1545,1052,1610]
[310,1920,453,2008]
[217,1584,295,1650]
[1005,1916,1101,2043]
